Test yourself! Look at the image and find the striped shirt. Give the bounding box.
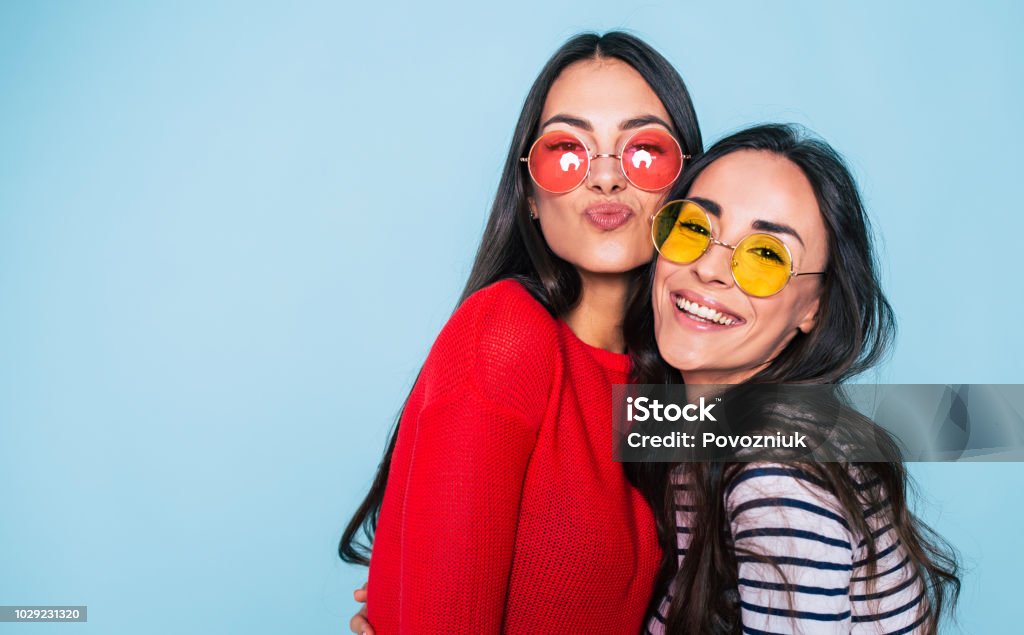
[646,464,928,634]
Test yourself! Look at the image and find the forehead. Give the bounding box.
[689,150,826,242]
[541,58,670,126]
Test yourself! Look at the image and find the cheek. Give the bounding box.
[652,260,674,304]
[745,297,807,358]
[652,265,671,336]
[652,261,694,364]
[645,190,670,208]
[534,198,577,256]
[638,192,671,228]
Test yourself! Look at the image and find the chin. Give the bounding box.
[577,256,650,275]
[656,337,697,372]
[554,244,647,275]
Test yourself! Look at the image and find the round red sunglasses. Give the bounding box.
[520,128,688,193]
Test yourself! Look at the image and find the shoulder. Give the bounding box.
[453,279,558,335]
[445,279,560,360]
[423,279,560,417]
[726,463,834,501]
[725,463,853,538]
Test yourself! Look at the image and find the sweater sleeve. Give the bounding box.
[374,281,559,634]
[725,464,855,635]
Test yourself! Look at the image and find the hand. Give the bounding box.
[349,582,374,635]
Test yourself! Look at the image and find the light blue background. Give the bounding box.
[1,1,1020,633]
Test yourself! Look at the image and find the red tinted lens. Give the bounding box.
[621,129,683,191]
[527,131,590,193]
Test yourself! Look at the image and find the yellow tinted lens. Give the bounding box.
[732,234,793,297]
[652,201,710,263]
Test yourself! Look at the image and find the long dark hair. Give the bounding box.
[339,31,703,566]
[624,124,960,633]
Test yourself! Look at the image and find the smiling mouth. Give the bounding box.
[672,293,743,327]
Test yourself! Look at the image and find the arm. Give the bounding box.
[726,464,855,634]
[368,281,557,634]
[394,387,541,632]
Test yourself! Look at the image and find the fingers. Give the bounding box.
[348,611,372,635]
[349,583,372,635]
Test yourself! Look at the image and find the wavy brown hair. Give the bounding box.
[624,124,960,633]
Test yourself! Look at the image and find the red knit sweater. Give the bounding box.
[367,280,661,633]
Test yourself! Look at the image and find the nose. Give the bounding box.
[585,152,627,195]
[692,241,735,289]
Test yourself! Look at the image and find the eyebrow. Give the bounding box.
[538,113,674,133]
[752,219,805,248]
[622,115,674,131]
[689,196,806,247]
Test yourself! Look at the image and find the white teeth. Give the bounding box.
[674,296,736,326]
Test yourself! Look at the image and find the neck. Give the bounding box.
[682,367,759,389]
[562,270,632,354]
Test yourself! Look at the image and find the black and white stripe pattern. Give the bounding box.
[646,465,927,634]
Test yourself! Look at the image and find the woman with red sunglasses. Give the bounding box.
[339,32,701,634]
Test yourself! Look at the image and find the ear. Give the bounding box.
[796,297,820,334]
[527,197,538,219]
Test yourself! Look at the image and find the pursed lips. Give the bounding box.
[584,202,634,231]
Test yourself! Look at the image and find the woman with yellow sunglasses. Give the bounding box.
[627,124,960,634]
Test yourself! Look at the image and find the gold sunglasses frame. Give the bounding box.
[519,128,690,194]
[651,199,827,298]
